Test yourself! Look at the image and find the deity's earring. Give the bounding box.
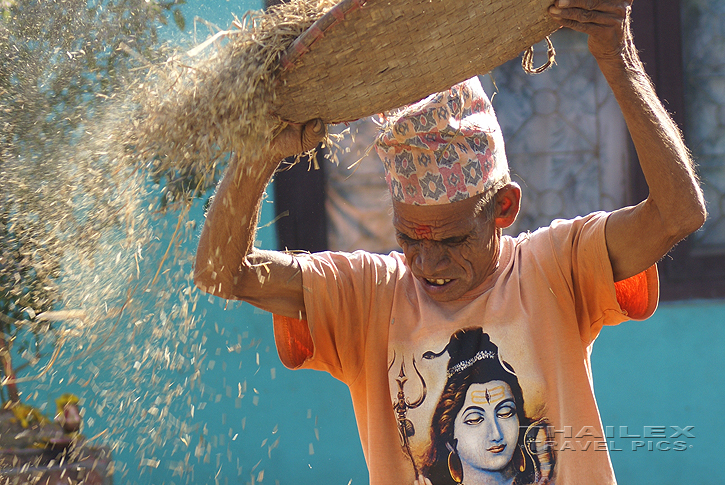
[447,443,464,484]
[515,444,526,473]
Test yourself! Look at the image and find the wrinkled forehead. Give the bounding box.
[393,198,478,237]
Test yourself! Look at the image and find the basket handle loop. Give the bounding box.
[522,36,556,75]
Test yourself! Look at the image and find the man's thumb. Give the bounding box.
[301,119,326,151]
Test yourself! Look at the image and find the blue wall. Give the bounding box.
[151,0,370,482]
[593,300,724,484]
[158,0,257,40]
[174,198,369,484]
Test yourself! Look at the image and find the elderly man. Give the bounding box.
[194,1,705,483]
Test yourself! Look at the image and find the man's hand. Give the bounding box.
[270,118,327,161]
[549,0,633,62]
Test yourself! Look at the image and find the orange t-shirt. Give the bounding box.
[274,212,657,485]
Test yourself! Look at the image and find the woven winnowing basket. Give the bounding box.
[274,0,560,124]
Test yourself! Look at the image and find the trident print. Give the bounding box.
[389,352,427,476]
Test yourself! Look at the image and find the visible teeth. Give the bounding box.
[426,278,451,286]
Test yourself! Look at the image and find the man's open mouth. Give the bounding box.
[424,278,452,286]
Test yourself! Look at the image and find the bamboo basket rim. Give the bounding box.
[273,0,560,124]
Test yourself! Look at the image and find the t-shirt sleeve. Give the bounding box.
[273,250,400,384]
[540,212,659,345]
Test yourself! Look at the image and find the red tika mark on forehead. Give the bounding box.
[414,224,433,239]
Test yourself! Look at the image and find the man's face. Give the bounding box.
[393,195,499,302]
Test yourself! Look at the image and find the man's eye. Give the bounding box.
[443,236,468,245]
[397,233,414,243]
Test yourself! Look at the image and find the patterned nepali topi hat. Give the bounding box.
[374,76,508,205]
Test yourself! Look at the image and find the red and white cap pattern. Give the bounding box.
[374,77,508,205]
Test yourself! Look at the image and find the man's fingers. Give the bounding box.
[551,16,604,36]
[555,0,631,16]
[301,118,326,152]
[550,6,623,26]
[549,0,631,60]
[309,118,325,136]
[269,118,326,161]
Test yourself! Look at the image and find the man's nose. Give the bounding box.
[416,241,449,275]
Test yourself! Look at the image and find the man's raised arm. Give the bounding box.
[550,0,706,282]
[194,120,326,319]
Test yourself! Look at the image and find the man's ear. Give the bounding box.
[494,183,521,229]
